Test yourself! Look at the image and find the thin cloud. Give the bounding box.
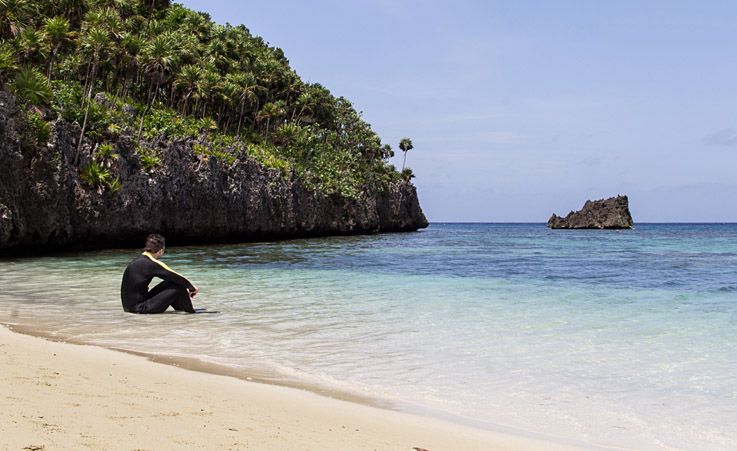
[703,128,737,147]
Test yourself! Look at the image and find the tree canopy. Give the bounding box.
[0,0,406,197]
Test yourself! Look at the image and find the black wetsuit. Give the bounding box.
[121,252,196,313]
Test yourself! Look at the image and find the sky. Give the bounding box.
[179,0,737,222]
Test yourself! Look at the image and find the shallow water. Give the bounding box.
[1,223,736,450]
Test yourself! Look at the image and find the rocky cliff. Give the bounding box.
[0,93,428,254]
[547,196,633,229]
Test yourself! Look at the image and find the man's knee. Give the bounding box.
[171,291,195,313]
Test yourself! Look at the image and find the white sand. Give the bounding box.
[0,324,597,450]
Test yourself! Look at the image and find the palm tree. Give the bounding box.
[18,27,47,67]
[76,24,111,163]
[181,8,210,37]
[175,64,201,116]
[137,31,176,139]
[226,71,256,138]
[58,0,89,28]
[256,57,281,94]
[99,7,124,39]
[173,31,198,67]
[145,0,171,32]
[164,30,195,107]
[257,102,277,150]
[42,16,71,81]
[113,31,144,104]
[381,144,394,160]
[196,68,221,119]
[218,77,237,128]
[292,91,313,125]
[124,13,146,34]
[206,26,228,64]
[0,0,30,40]
[399,137,413,171]
[258,100,285,151]
[113,0,137,19]
[280,71,300,106]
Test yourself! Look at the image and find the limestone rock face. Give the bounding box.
[547,196,633,229]
[0,92,428,253]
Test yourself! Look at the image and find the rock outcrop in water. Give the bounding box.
[547,196,633,229]
[0,93,428,254]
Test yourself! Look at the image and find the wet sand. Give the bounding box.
[0,324,597,450]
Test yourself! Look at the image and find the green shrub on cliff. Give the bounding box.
[402,167,415,181]
[1,0,409,198]
[0,43,17,85]
[80,159,120,193]
[50,81,83,122]
[28,110,51,145]
[9,67,51,105]
[95,143,118,166]
[137,146,162,171]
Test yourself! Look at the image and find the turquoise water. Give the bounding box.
[1,223,736,449]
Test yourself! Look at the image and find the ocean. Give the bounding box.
[1,223,735,450]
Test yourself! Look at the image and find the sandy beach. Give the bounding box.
[0,324,599,451]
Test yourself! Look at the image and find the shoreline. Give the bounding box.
[6,322,400,414]
[0,323,605,450]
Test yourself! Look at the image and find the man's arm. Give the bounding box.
[144,253,196,292]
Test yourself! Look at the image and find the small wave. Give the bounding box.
[692,285,737,296]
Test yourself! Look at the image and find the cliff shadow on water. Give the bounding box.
[0,92,428,255]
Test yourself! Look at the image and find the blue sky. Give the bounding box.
[180,1,737,222]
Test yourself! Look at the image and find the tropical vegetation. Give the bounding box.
[0,0,410,197]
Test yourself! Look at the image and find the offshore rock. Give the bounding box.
[0,92,428,254]
[547,195,633,229]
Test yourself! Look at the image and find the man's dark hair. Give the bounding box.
[144,234,165,253]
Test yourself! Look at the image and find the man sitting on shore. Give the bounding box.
[121,234,198,313]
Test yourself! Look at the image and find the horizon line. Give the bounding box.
[426,221,737,225]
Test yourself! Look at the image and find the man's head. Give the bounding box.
[144,234,165,255]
